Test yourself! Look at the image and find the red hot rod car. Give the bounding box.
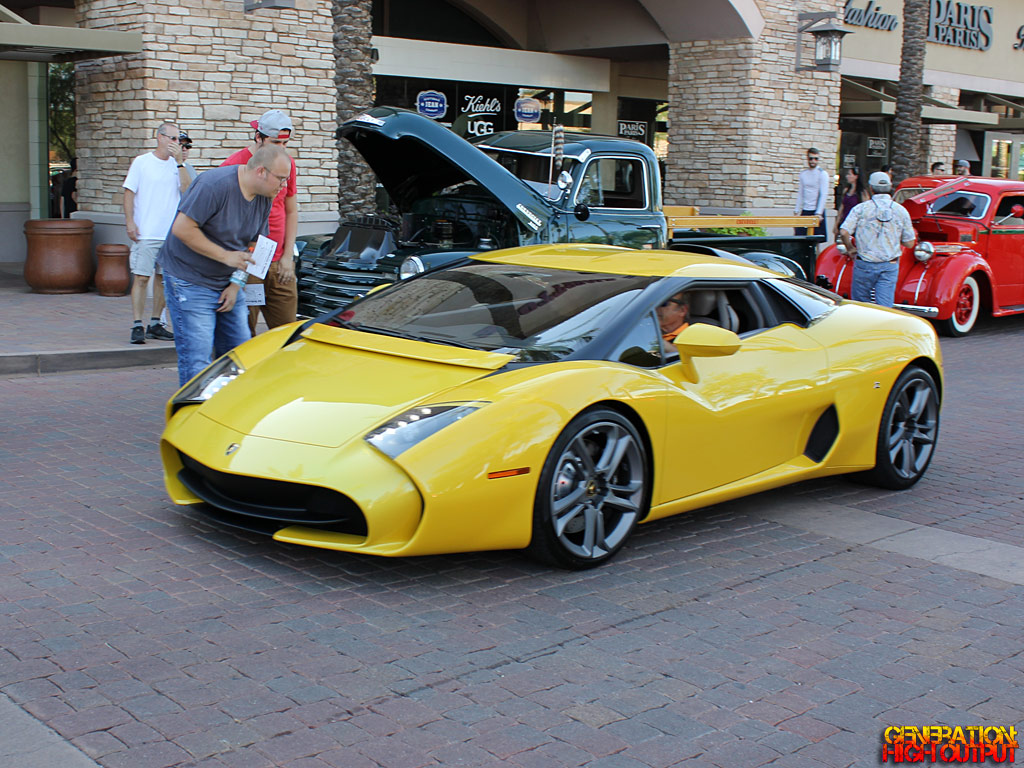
[816,176,1024,336]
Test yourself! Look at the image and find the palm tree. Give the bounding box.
[333,0,376,217]
[891,0,929,184]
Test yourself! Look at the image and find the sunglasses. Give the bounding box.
[660,298,686,308]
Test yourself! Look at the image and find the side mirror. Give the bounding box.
[557,170,573,190]
[673,323,742,358]
[995,204,1024,225]
[574,203,590,221]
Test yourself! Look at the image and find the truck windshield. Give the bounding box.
[483,150,578,199]
[327,263,653,362]
[928,191,990,219]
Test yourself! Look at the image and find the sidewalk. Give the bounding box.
[0,262,173,375]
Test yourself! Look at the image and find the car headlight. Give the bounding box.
[172,354,245,407]
[914,242,935,263]
[365,402,484,459]
[399,256,425,280]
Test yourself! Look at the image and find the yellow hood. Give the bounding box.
[198,326,513,448]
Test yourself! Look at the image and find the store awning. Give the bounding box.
[0,7,141,62]
[840,77,998,126]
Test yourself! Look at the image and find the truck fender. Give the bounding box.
[922,251,992,316]
[815,244,853,296]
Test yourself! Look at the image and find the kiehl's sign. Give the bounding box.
[844,0,994,51]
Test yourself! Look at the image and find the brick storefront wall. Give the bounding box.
[665,0,844,211]
[74,0,339,216]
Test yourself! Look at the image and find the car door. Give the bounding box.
[654,281,831,503]
[986,193,1024,307]
[569,155,664,249]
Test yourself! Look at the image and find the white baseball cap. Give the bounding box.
[868,171,892,191]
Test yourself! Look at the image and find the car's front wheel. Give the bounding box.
[527,408,650,569]
[861,366,940,490]
[936,275,980,336]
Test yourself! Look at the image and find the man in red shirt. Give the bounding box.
[221,109,297,332]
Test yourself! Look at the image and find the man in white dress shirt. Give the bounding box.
[794,147,830,243]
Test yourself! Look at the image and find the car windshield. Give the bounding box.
[482,150,578,199]
[928,191,990,219]
[326,263,653,362]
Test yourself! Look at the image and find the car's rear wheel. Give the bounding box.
[860,365,940,490]
[527,408,649,569]
[936,275,980,336]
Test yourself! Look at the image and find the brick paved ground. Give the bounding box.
[1,314,1022,768]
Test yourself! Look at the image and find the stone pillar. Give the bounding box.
[333,0,376,219]
[74,0,337,217]
[925,86,960,171]
[665,0,843,214]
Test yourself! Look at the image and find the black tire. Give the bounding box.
[935,275,980,337]
[860,366,940,490]
[527,408,650,569]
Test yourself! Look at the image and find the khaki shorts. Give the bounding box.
[130,239,164,277]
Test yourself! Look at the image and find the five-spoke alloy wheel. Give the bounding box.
[862,365,941,490]
[528,408,650,569]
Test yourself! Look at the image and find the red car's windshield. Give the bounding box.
[928,191,990,219]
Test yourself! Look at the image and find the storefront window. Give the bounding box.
[839,118,890,177]
[990,139,1012,179]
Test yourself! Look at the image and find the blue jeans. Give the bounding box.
[163,273,251,387]
[851,259,899,308]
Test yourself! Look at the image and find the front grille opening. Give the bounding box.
[178,452,368,537]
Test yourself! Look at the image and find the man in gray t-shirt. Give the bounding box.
[159,144,292,386]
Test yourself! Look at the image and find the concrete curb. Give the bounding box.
[0,346,177,376]
[0,693,100,768]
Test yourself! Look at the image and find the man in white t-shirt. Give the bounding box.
[793,147,830,244]
[122,122,191,344]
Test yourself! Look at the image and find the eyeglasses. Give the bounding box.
[158,132,180,142]
[263,168,289,183]
[660,298,686,308]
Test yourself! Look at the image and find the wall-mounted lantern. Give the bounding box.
[796,12,851,73]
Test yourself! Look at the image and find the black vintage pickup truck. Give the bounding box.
[297,107,821,317]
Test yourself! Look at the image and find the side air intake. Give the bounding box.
[804,405,839,463]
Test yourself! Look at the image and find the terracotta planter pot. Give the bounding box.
[23,219,95,294]
[95,243,131,296]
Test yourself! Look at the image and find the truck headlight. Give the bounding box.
[399,256,425,280]
[365,403,484,459]
[914,242,935,263]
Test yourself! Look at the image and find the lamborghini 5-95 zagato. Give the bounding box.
[161,244,942,569]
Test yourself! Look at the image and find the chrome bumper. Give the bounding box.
[893,303,940,318]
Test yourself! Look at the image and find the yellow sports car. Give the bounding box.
[161,245,942,569]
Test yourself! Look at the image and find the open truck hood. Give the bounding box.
[338,107,553,234]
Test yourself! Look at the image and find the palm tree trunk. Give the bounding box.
[333,0,376,218]
[891,0,929,184]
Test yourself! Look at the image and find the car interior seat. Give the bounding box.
[687,290,720,327]
[687,290,740,331]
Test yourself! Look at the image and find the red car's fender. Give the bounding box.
[902,247,991,320]
[816,242,991,321]
[815,243,855,297]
